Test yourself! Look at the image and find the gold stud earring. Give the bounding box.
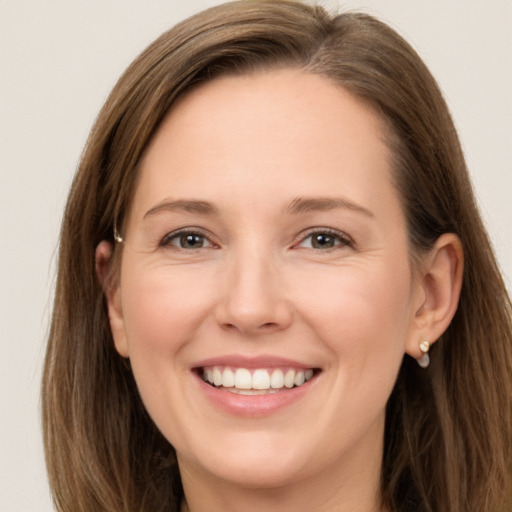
[417,341,430,368]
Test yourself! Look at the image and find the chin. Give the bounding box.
[204,458,309,490]
[179,431,315,489]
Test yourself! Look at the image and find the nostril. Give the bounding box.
[222,323,239,332]
[221,321,277,331]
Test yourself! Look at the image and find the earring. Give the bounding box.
[113,227,124,244]
[417,341,430,368]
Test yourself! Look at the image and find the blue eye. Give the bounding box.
[297,230,352,250]
[162,231,213,250]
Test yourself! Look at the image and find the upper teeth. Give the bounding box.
[202,366,314,391]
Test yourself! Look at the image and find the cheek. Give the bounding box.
[296,259,413,369]
[118,266,215,412]
[121,266,212,352]
[118,267,217,438]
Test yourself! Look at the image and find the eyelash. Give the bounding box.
[294,228,354,251]
[159,227,353,251]
[160,229,216,250]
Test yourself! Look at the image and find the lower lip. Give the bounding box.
[194,373,317,417]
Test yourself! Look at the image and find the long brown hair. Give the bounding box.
[42,1,512,511]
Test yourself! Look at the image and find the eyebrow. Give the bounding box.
[143,199,218,219]
[142,196,374,219]
[287,196,374,218]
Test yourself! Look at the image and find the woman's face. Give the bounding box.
[108,69,425,490]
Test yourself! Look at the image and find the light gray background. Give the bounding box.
[0,1,510,510]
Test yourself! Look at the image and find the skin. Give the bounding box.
[97,69,463,512]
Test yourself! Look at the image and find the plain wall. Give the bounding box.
[0,1,510,510]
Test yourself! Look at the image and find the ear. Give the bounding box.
[95,241,129,358]
[406,233,464,359]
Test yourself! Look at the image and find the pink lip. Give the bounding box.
[190,354,320,417]
[195,376,317,417]
[192,354,315,370]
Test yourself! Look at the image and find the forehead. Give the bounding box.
[131,68,396,220]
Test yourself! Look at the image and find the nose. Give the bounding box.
[215,252,293,336]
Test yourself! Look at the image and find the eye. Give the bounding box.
[296,229,352,250]
[161,230,214,250]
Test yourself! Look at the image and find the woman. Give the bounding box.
[41,1,512,511]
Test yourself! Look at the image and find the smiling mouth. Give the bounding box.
[199,366,318,395]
